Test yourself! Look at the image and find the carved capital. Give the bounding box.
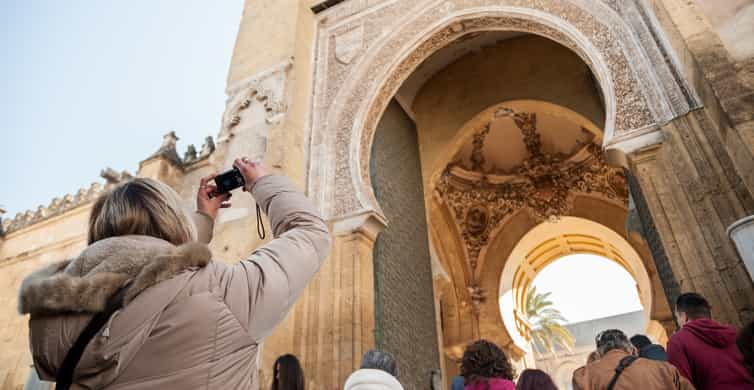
[331,209,387,241]
[605,125,665,168]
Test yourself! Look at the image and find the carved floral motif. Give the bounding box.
[436,108,628,270]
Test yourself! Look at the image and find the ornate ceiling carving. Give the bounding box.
[436,107,628,270]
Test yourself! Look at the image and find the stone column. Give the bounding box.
[260,212,382,389]
[624,111,754,326]
[728,216,754,283]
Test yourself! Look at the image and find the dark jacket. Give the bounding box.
[639,344,668,361]
[668,318,754,390]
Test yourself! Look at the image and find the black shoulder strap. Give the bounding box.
[606,355,639,390]
[56,283,130,390]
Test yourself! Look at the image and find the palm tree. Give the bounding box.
[525,286,575,355]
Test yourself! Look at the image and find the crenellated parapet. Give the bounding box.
[1,169,131,235]
[140,131,216,172]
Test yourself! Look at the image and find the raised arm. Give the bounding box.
[212,159,331,341]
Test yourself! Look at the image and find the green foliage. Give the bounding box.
[525,286,575,355]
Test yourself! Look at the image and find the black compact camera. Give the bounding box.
[213,167,246,195]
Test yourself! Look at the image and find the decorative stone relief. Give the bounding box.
[145,131,216,171]
[308,0,699,220]
[435,107,628,269]
[468,284,487,315]
[221,60,292,141]
[334,23,364,64]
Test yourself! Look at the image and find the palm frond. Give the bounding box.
[524,287,575,355]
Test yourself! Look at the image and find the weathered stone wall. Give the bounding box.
[371,100,440,389]
[653,0,754,196]
[0,205,91,389]
[629,110,754,326]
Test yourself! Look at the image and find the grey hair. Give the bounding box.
[595,329,634,356]
[360,349,398,377]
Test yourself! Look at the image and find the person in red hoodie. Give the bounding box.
[667,292,754,389]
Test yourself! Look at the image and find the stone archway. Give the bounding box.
[498,217,660,354]
[308,0,698,221]
[425,100,673,372]
[305,1,710,387]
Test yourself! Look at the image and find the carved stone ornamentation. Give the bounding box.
[184,145,198,163]
[469,124,490,172]
[468,284,486,315]
[221,60,292,140]
[436,107,628,269]
[334,23,364,65]
[307,0,699,220]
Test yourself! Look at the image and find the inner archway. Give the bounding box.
[525,253,647,389]
[421,99,673,380]
[498,216,657,356]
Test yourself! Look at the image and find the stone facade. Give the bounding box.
[1,1,753,389]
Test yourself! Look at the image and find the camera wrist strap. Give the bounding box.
[256,203,266,240]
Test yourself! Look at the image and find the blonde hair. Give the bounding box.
[88,178,196,245]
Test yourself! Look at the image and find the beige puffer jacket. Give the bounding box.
[18,175,330,389]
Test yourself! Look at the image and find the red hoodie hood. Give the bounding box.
[684,318,738,348]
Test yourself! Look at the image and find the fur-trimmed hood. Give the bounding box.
[19,235,211,315]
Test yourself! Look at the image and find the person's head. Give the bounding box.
[629,334,652,351]
[460,339,516,385]
[88,178,196,245]
[272,354,305,390]
[595,329,635,356]
[360,349,398,378]
[737,321,754,378]
[515,369,557,390]
[675,292,711,325]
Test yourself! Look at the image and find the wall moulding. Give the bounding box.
[307,0,700,220]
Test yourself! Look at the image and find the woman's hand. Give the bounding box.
[233,157,269,191]
[197,173,232,220]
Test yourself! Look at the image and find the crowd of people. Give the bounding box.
[268,292,754,389]
[17,158,754,390]
[444,292,754,390]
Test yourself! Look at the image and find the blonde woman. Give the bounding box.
[18,158,330,389]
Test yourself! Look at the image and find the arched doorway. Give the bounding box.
[525,253,647,389]
[305,1,706,387]
[498,217,666,359]
[362,30,680,387]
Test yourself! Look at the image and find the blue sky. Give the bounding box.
[1,0,243,217]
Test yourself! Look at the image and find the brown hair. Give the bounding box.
[88,178,196,245]
[271,354,305,390]
[460,340,516,388]
[516,369,557,390]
